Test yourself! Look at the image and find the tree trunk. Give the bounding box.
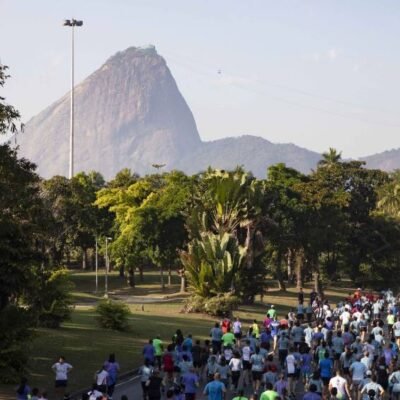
[180,274,186,293]
[275,250,286,291]
[296,249,304,289]
[82,248,87,270]
[160,266,165,289]
[127,267,135,287]
[139,266,144,282]
[313,269,323,297]
[287,249,294,282]
[168,267,172,286]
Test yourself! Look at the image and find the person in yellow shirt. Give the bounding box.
[251,320,260,339]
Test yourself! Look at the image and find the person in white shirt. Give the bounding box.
[304,324,314,348]
[285,348,297,396]
[372,302,381,320]
[329,370,351,400]
[233,317,242,340]
[360,374,384,400]
[95,365,109,393]
[52,356,73,398]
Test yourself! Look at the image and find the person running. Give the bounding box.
[181,366,199,400]
[203,372,226,400]
[104,353,120,399]
[285,347,297,396]
[329,370,351,400]
[94,365,109,394]
[146,369,163,400]
[52,356,73,399]
[229,350,242,392]
[210,323,223,354]
[139,359,153,400]
[233,317,243,340]
[250,347,265,395]
[360,374,385,400]
[16,377,31,400]
[152,335,164,369]
[260,382,279,400]
[303,384,322,400]
[232,389,249,400]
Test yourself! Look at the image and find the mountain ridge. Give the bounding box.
[14,45,400,178]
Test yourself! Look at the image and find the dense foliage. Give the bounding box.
[95,300,131,331]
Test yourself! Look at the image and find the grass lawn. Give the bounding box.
[0,269,353,400]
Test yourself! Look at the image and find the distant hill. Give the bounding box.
[176,135,321,176]
[12,45,349,179]
[361,149,400,172]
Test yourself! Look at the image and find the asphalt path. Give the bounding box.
[110,367,306,400]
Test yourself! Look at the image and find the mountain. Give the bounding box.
[16,45,320,178]
[361,149,400,172]
[16,46,202,178]
[176,135,321,176]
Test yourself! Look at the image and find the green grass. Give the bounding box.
[0,271,353,400]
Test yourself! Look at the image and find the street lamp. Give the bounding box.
[104,237,112,298]
[63,19,83,179]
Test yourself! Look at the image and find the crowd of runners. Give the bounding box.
[16,288,400,400]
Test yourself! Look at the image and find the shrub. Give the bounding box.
[184,293,239,317]
[95,300,131,331]
[30,269,74,329]
[0,305,34,383]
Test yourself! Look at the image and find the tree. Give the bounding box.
[0,65,40,381]
[183,168,268,306]
[318,147,342,167]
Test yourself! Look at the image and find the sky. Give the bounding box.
[1,0,400,158]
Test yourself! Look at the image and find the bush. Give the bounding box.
[95,300,131,331]
[30,269,74,329]
[183,293,239,317]
[0,305,34,383]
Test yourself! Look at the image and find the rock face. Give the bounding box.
[16,45,321,178]
[17,46,202,178]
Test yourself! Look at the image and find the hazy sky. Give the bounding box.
[1,0,400,158]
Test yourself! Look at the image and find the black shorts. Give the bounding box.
[185,394,196,400]
[243,360,251,370]
[193,360,202,368]
[343,367,349,375]
[55,380,68,388]
[322,377,330,386]
[234,332,242,339]
[252,371,262,381]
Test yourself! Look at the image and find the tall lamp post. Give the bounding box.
[63,18,83,179]
[105,237,112,298]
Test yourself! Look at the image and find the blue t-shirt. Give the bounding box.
[16,385,31,400]
[182,372,199,394]
[303,392,322,400]
[204,380,225,400]
[319,358,333,378]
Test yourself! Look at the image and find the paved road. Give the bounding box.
[110,371,305,400]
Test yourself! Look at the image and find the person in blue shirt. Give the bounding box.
[203,372,226,400]
[181,367,199,400]
[303,383,322,400]
[319,351,333,388]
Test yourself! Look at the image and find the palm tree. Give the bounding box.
[318,147,342,167]
[377,182,400,218]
